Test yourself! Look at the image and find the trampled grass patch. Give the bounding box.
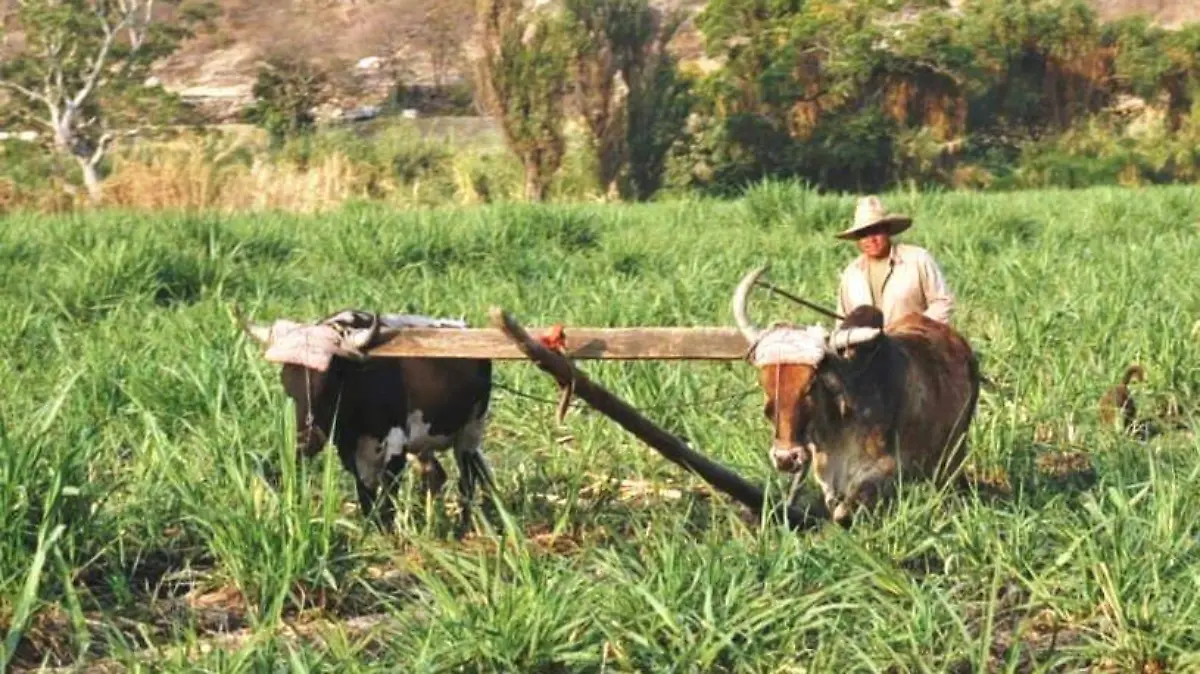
[1,184,1198,671]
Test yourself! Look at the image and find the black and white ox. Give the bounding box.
[242,309,494,532]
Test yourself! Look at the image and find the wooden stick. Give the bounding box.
[367,327,749,360]
[488,307,817,530]
[754,280,844,322]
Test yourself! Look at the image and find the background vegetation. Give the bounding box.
[3,0,1200,213]
[1,184,1198,671]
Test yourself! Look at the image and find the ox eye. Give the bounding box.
[763,401,775,420]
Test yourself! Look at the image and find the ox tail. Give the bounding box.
[969,354,983,413]
[963,351,984,445]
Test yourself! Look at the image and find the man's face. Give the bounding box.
[855,226,891,259]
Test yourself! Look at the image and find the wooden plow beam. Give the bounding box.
[366,326,748,360]
[483,307,818,531]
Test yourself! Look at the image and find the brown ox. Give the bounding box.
[731,265,982,525]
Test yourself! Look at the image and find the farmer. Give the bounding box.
[834,195,955,328]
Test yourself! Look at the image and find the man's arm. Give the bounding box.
[918,251,955,324]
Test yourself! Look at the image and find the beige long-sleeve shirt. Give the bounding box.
[835,242,954,328]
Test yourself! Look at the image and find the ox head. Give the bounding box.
[241,309,383,457]
[731,266,882,478]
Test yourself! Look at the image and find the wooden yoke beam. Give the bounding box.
[487,307,817,531]
[367,326,749,360]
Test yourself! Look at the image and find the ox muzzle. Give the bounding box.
[771,442,813,476]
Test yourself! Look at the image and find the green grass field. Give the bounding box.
[1,183,1199,672]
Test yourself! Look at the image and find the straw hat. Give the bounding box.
[835,195,913,240]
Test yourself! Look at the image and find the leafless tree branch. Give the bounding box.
[0,78,49,104]
[87,130,114,168]
[72,6,135,109]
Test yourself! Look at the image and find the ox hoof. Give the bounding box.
[823,494,852,526]
[832,502,853,526]
[417,458,448,496]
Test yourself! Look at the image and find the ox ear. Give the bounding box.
[818,367,854,419]
[324,311,381,359]
[345,313,380,352]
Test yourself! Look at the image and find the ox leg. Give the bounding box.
[353,435,390,527]
[451,417,493,536]
[829,429,898,526]
[353,474,382,524]
[354,480,378,522]
[406,452,448,529]
[837,458,898,525]
[412,452,448,498]
[811,451,848,523]
[376,452,409,532]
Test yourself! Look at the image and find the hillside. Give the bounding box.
[148,0,481,120]
[1092,0,1198,26]
[147,0,1198,122]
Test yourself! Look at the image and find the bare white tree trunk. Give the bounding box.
[0,0,150,203]
[49,104,103,203]
[77,158,103,203]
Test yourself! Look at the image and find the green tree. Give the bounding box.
[1108,17,1200,130]
[473,0,570,202]
[0,0,212,203]
[686,0,886,191]
[622,13,693,200]
[244,55,330,148]
[958,0,1107,134]
[563,0,692,200]
[563,0,639,199]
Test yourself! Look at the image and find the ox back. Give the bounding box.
[867,314,980,479]
[280,353,494,533]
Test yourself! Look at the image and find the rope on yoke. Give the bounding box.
[537,324,575,423]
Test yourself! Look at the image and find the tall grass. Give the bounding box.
[1,184,1198,671]
[1,122,602,216]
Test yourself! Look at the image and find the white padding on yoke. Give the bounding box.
[379,314,468,329]
[259,311,469,371]
[750,324,829,367]
[263,321,344,372]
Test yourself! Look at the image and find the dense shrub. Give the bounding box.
[664,0,1200,195]
[244,56,330,148]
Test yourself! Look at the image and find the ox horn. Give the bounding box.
[233,304,273,346]
[732,264,769,343]
[346,311,380,352]
[828,326,882,352]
